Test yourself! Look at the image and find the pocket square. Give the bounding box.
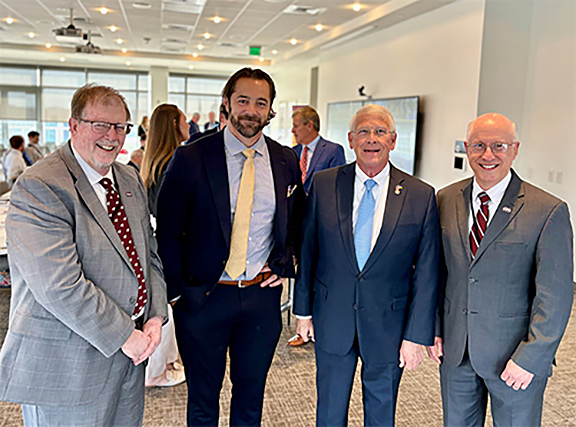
[287,184,297,198]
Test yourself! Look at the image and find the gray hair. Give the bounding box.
[349,104,396,133]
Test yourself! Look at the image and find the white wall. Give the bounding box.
[272,0,486,189]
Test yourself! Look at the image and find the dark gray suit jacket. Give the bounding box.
[0,142,167,405]
[437,170,573,379]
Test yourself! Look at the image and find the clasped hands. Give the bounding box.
[426,337,534,390]
[121,315,163,365]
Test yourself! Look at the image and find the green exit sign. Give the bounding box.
[249,46,261,56]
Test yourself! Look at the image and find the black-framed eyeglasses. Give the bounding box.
[466,141,517,154]
[79,119,133,135]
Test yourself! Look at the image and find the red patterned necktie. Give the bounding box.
[100,178,147,317]
[470,192,491,257]
[300,146,309,184]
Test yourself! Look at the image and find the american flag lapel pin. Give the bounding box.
[394,185,403,195]
[502,206,511,213]
[126,191,133,197]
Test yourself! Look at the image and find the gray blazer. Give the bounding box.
[0,142,167,406]
[437,170,573,379]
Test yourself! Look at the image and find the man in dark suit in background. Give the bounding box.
[428,113,573,427]
[294,104,440,427]
[156,68,305,426]
[292,106,346,195]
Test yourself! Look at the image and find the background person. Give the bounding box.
[204,111,219,131]
[3,135,27,187]
[138,115,149,141]
[25,131,46,164]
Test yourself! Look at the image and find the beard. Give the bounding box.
[229,112,267,139]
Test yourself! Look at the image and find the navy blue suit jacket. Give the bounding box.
[294,163,440,364]
[293,137,346,194]
[156,131,306,309]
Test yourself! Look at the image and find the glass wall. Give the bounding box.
[0,65,150,155]
[168,74,225,129]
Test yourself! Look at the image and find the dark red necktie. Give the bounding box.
[100,178,147,317]
[470,192,490,257]
[300,146,309,183]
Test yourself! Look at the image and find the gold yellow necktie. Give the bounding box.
[225,148,256,280]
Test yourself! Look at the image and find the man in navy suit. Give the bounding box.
[156,68,305,426]
[292,106,346,194]
[294,104,440,427]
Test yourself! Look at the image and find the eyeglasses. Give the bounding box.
[79,119,133,135]
[466,141,517,154]
[354,127,395,139]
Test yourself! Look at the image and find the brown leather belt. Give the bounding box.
[218,271,272,288]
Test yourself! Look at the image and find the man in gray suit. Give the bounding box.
[428,113,573,426]
[0,84,167,426]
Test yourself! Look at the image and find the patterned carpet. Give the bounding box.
[0,287,574,426]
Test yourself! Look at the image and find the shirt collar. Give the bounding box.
[472,171,512,203]
[224,126,266,157]
[355,162,390,188]
[71,142,114,186]
[302,135,320,152]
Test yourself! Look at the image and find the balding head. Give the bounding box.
[467,113,518,142]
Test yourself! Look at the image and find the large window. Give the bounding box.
[168,74,225,128]
[0,65,150,154]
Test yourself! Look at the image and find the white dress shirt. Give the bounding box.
[71,143,114,210]
[3,149,26,187]
[299,135,320,168]
[353,163,391,252]
[468,172,512,231]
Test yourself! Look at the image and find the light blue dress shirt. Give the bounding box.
[219,127,276,282]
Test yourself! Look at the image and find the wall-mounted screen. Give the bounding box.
[326,96,420,175]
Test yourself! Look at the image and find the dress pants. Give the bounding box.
[315,336,403,427]
[440,348,548,427]
[174,283,283,427]
[21,351,144,427]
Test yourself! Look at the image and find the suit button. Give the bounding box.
[463,309,468,315]
[223,260,226,265]
[468,278,475,284]
[358,276,364,282]
[353,303,357,310]
[205,291,210,296]
[129,296,136,304]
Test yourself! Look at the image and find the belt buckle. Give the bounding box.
[238,279,248,288]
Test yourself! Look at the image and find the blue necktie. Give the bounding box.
[355,179,376,271]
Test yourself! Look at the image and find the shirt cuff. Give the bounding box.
[295,315,312,320]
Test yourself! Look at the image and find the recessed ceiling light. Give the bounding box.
[116,38,123,45]
[259,57,264,62]
[110,25,117,32]
[203,32,210,40]
[352,3,361,12]
[213,16,221,24]
[188,64,194,70]
[132,2,151,9]
[315,24,323,32]
[290,38,297,45]
[271,49,278,55]
[28,32,35,38]
[99,7,109,15]
[121,47,127,53]
[45,43,52,49]
[59,57,66,62]
[5,17,14,25]
[192,52,198,58]
[197,44,204,50]
[126,61,131,66]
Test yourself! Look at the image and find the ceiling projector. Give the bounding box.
[52,9,84,44]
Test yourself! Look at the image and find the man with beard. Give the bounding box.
[156,68,305,426]
[0,84,166,426]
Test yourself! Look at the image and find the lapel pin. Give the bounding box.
[126,192,133,197]
[394,185,403,195]
[502,206,511,213]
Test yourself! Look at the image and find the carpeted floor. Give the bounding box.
[0,286,574,426]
